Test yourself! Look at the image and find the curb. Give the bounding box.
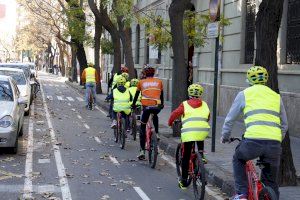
[66,80,234,198]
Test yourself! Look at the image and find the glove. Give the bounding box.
[220,136,230,144]
[131,104,136,109]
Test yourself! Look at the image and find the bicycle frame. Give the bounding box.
[246,160,263,200]
[146,114,155,151]
[180,143,200,179]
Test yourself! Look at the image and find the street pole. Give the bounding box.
[211,36,219,153]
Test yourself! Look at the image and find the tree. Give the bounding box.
[94,14,103,94]
[255,0,297,186]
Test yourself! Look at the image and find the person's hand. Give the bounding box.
[131,104,136,109]
[220,136,229,144]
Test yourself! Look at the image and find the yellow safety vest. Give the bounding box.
[112,73,120,88]
[113,88,131,115]
[181,101,210,142]
[85,67,96,83]
[125,81,130,89]
[129,86,141,106]
[243,85,282,142]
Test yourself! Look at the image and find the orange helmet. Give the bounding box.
[121,66,129,73]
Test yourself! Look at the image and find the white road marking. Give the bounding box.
[67,103,71,106]
[109,156,120,166]
[83,123,90,130]
[40,84,72,200]
[76,97,84,102]
[161,154,176,169]
[38,159,50,164]
[95,106,107,115]
[57,96,64,101]
[66,97,74,101]
[133,187,151,200]
[37,185,60,193]
[77,115,82,119]
[49,84,53,86]
[23,104,34,199]
[47,95,53,100]
[94,136,102,144]
[0,184,60,193]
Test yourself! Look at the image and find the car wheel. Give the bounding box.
[18,125,24,137]
[9,138,18,154]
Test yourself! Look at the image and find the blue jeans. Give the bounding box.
[85,82,96,106]
[233,139,281,198]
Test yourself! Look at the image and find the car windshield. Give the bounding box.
[0,81,13,101]
[0,71,26,85]
[0,65,30,78]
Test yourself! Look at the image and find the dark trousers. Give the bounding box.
[233,139,281,198]
[112,111,130,130]
[181,141,204,180]
[139,107,160,150]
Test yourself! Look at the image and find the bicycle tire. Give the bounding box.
[193,152,206,200]
[120,118,126,149]
[259,186,277,200]
[175,144,192,186]
[132,113,137,141]
[148,133,158,169]
[114,117,119,143]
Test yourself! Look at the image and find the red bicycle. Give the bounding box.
[176,142,206,200]
[229,138,277,200]
[145,113,158,168]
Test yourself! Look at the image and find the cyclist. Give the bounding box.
[168,83,210,189]
[129,79,141,106]
[131,66,164,160]
[121,72,130,89]
[81,63,100,109]
[110,76,132,132]
[220,66,288,200]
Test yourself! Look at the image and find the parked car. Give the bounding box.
[0,75,26,153]
[0,68,32,116]
[0,63,31,81]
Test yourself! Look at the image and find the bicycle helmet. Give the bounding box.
[188,83,204,98]
[247,66,268,85]
[87,63,94,68]
[121,72,129,81]
[143,66,155,77]
[130,79,139,87]
[116,76,126,86]
[121,66,129,73]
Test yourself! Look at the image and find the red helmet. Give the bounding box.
[143,66,155,77]
[121,66,129,73]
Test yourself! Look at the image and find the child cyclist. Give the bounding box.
[121,72,130,88]
[168,83,211,189]
[111,76,132,133]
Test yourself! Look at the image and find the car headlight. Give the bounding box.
[0,116,13,128]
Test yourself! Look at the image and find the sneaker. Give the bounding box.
[110,120,117,129]
[156,134,160,141]
[178,178,188,190]
[137,150,145,160]
[232,194,247,200]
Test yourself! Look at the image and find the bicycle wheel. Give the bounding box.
[120,118,126,149]
[193,152,206,200]
[132,113,137,141]
[259,186,277,200]
[175,144,192,186]
[148,132,158,169]
[114,117,119,143]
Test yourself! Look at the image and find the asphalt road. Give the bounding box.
[0,73,209,200]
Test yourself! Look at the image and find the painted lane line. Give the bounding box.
[77,115,82,119]
[66,97,74,101]
[49,84,53,87]
[94,136,102,144]
[76,97,84,102]
[84,123,90,130]
[40,84,72,200]
[23,104,34,199]
[95,106,107,115]
[161,154,176,169]
[47,95,53,101]
[1,184,61,193]
[38,159,51,164]
[109,156,120,166]
[57,96,64,101]
[67,103,71,106]
[133,187,151,200]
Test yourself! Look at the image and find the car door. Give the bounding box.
[11,80,24,133]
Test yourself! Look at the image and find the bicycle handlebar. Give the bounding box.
[229,137,241,143]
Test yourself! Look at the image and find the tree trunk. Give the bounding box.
[57,40,66,77]
[255,0,297,186]
[71,45,77,82]
[75,41,88,85]
[169,0,191,111]
[95,18,103,94]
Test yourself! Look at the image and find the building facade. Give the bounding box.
[103,0,300,138]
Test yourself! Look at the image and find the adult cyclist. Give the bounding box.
[131,66,164,160]
[220,66,288,200]
[81,63,100,109]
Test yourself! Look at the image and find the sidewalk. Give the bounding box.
[67,81,300,199]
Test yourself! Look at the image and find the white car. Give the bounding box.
[0,68,32,116]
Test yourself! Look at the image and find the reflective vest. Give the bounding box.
[113,88,131,115]
[112,73,120,88]
[125,81,130,89]
[181,101,210,142]
[140,78,162,106]
[129,86,141,106]
[243,85,282,142]
[85,67,96,83]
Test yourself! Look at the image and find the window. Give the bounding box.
[244,0,256,64]
[135,25,140,64]
[145,35,149,64]
[286,0,300,64]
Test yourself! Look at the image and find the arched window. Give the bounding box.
[135,25,140,64]
[244,0,256,64]
[145,30,150,64]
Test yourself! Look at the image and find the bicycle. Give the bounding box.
[176,142,206,200]
[113,112,126,149]
[145,111,159,169]
[229,138,278,200]
[131,106,141,141]
[87,86,94,110]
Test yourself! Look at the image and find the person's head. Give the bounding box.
[121,66,129,73]
[87,63,94,68]
[130,79,139,87]
[116,76,126,87]
[188,83,204,99]
[143,66,155,77]
[121,72,129,81]
[246,66,268,86]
